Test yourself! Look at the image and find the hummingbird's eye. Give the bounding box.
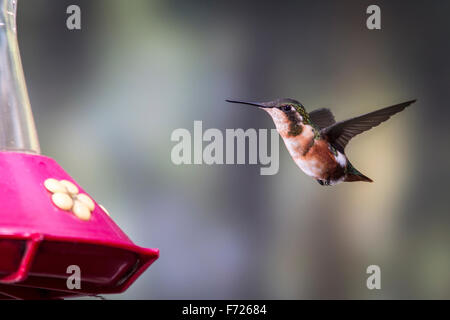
[281,105,291,112]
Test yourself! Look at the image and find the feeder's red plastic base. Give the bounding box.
[0,152,159,299]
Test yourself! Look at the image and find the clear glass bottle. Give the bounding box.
[0,0,40,153]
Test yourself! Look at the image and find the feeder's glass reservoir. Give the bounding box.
[0,0,39,153]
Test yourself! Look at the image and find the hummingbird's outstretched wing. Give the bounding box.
[309,108,336,129]
[320,99,416,153]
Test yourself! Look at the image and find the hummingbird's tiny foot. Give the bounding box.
[318,179,331,186]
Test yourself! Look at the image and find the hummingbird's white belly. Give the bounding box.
[295,158,323,177]
[283,136,325,178]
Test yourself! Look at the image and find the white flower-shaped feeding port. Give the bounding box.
[44,178,95,221]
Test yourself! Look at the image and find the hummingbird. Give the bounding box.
[226,98,416,186]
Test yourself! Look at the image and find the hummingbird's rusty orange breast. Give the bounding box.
[284,135,343,180]
[301,140,341,178]
[268,109,344,180]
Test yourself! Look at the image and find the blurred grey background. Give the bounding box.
[17,0,450,299]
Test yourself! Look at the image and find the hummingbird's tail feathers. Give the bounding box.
[344,162,373,183]
[344,172,373,183]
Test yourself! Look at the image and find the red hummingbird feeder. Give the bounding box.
[0,0,159,299]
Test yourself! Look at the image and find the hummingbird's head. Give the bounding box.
[226,98,311,137]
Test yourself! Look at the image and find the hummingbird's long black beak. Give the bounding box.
[225,99,272,108]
